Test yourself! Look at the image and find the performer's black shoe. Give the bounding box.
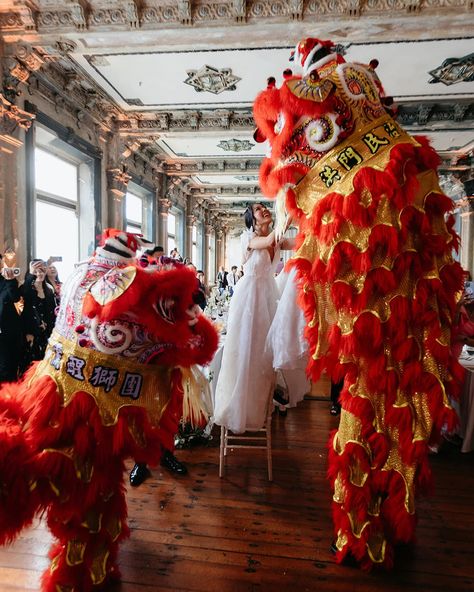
[161,450,188,475]
[129,463,151,487]
[273,388,289,407]
[330,403,341,416]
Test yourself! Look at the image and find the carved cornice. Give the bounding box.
[1,0,472,33]
[117,110,254,133]
[191,185,260,197]
[163,158,261,176]
[115,102,474,136]
[397,101,474,127]
[27,63,119,133]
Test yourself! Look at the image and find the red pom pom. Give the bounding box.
[78,338,88,347]
[267,76,276,88]
[369,59,379,69]
[75,325,85,334]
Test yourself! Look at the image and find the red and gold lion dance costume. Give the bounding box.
[253,38,465,569]
[0,230,218,591]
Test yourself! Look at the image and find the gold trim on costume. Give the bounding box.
[30,330,172,427]
[66,540,86,566]
[348,510,371,539]
[366,532,387,563]
[105,515,122,543]
[81,510,102,534]
[90,544,110,585]
[295,114,419,216]
[335,529,348,551]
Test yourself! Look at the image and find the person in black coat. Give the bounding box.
[21,260,57,365]
[217,266,228,295]
[0,254,23,382]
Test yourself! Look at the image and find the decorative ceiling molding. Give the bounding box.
[428,53,474,86]
[217,138,254,152]
[1,0,472,34]
[184,65,241,95]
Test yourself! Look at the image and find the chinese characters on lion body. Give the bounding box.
[253,38,465,569]
[0,230,218,591]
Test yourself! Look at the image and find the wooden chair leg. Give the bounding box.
[219,425,225,478]
[266,415,273,482]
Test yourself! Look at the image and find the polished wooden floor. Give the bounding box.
[0,398,473,592]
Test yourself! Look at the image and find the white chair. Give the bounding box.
[218,385,274,481]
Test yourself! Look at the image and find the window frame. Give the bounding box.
[24,103,102,267]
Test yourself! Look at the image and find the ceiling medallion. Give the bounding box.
[218,139,254,152]
[428,53,474,86]
[184,65,241,94]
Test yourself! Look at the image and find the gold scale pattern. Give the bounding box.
[290,81,456,561]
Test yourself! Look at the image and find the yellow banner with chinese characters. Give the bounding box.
[296,114,420,216]
[30,330,173,426]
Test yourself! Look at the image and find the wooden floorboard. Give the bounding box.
[0,399,473,591]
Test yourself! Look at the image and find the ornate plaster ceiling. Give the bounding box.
[1,0,473,219]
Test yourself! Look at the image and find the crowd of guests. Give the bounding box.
[0,254,61,383]
[217,265,243,296]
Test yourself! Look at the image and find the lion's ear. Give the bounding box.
[89,266,137,305]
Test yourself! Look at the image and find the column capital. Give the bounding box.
[158,198,172,214]
[106,166,131,199]
[459,196,474,214]
[0,94,35,150]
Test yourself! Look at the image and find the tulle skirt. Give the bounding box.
[213,272,279,433]
[267,268,310,407]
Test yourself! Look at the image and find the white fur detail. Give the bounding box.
[305,113,341,152]
[90,317,133,355]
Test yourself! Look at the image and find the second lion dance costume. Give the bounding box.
[253,38,464,569]
[0,230,218,591]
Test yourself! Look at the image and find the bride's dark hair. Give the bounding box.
[244,202,268,230]
[244,204,256,230]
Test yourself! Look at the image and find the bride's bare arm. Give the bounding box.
[248,231,275,250]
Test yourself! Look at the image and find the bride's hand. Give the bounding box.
[276,215,292,243]
[283,215,293,234]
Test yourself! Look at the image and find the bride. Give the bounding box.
[213,203,292,433]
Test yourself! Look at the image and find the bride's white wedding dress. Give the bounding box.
[213,230,280,434]
[267,266,310,407]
